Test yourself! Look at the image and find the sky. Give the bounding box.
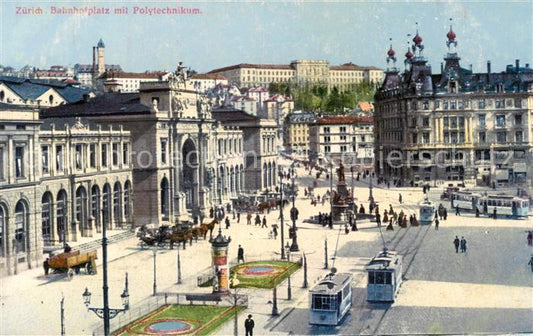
[1,1,532,74]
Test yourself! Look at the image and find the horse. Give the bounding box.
[200,219,218,239]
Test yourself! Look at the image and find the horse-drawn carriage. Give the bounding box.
[137,219,218,249]
[48,250,97,279]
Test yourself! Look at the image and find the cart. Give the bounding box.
[48,250,97,280]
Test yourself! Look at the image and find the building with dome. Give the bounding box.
[374,23,533,188]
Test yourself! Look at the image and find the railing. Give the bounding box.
[94,291,249,335]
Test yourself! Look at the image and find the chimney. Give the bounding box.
[469,64,473,72]
[526,63,530,69]
[440,62,444,74]
[487,61,491,74]
[515,59,520,73]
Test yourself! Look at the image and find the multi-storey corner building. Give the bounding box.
[0,104,133,276]
[208,60,383,89]
[309,115,374,169]
[374,26,533,187]
[99,72,171,93]
[283,110,316,157]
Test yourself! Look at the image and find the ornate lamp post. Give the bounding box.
[177,245,182,284]
[289,164,299,252]
[82,273,129,336]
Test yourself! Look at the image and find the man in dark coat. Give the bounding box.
[237,245,244,263]
[460,237,467,253]
[245,314,255,336]
[43,258,50,275]
[225,217,230,229]
[453,236,460,253]
[262,216,267,228]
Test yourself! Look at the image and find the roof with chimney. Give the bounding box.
[0,76,91,103]
[316,116,374,125]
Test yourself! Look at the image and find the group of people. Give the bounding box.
[453,236,468,253]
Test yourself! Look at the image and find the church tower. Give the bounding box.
[97,38,105,75]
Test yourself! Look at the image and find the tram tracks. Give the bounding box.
[367,224,432,335]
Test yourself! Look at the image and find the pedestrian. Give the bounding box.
[460,236,467,253]
[244,314,255,336]
[345,224,350,234]
[255,214,261,226]
[443,208,448,220]
[376,213,381,227]
[225,216,230,229]
[529,256,533,272]
[453,236,460,253]
[527,231,532,246]
[272,224,278,239]
[64,243,72,253]
[43,258,50,275]
[247,213,252,225]
[402,216,407,228]
[233,210,236,220]
[455,205,460,216]
[237,245,245,263]
[493,208,497,220]
[262,216,267,228]
[237,212,241,223]
[383,211,389,223]
[435,217,439,230]
[389,204,394,214]
[475,208,480,218]
[399,193,403,204]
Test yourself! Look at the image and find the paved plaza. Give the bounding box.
[1,158,532,335]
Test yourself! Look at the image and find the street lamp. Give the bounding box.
[82,207,129,336]
[278,169,286,260]
[82,272,129,336]
[289,164,299,252]
[368,174,374,203]
[285,242,292,300]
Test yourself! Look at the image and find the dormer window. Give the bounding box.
[449,81,457,93]
[49,95,54,105]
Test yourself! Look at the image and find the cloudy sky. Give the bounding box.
[1,1,532,74]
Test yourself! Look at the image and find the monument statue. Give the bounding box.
[337,162,346,183]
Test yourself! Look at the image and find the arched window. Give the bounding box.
[160,178,169,220]
[102,184,111,228]
[113,182,122,227]
[91,185,100,231]
[263,163,268,189]
[42,193,53,245]
[76,187,88,231]
[15,201,27,253]
[56,190,67,243]
[124,181,131,219]
[0,205,6,257]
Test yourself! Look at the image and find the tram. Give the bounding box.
[309,272,353,325]
[450,190,481,212]
[365,250,402,302]
[480,195,529,218]
[419,200,436,224]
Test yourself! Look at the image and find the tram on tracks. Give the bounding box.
[481,195,529,218]
[450,191,530,218]
[365,250,402,302]
[450,190,481,212]
[309,271,353,325]
[419,199,436,224]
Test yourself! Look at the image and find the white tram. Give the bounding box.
[419,200,436,224]
[365,250,402,302]
[480,195,529,218]
[450,190,481,211]
[309,272,353,325]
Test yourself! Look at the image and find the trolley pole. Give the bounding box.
[302,252,308,288]
[60,295,65,336]
[152,247,157,296]
[279,171,286,260]
[324,239,328,269]
[177,247,182,284]
[271,287,279,316]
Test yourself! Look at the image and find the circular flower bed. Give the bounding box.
[143,318,198,335]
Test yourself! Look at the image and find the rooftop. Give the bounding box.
[316,115,374,125]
